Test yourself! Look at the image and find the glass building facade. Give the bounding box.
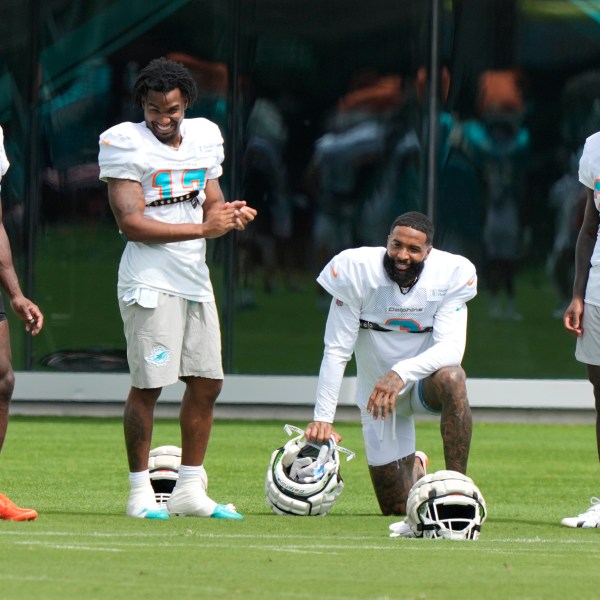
[1,0,599,379]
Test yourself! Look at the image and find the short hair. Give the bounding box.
[389,212,434,245]
[132,57,198,108]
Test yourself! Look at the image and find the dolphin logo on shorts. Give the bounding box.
[144,345,171,367]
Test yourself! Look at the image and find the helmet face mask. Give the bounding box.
[265,424,354,516]
[418,494,484,540]
[406,470,487,540]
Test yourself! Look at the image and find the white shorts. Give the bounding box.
[119,294,224,389]
[576,302,600,366]
[360,380,441,467]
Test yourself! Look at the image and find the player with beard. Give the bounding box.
[304,212,477,532]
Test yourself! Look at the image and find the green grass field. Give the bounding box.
[1,417,599,599]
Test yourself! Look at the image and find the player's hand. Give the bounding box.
[305,421,342,444]
[229,200,257,231]
[10,295,44,335]
[564,297,584,337]
[367,370,404,420]
[202,202,243,238]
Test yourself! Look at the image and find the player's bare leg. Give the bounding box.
[179,376,221,466]
[0,320,14,453]
[423,366,472,474]
[0,321,36,521]
[561,363,600,528]
[123,386,161,471]
[369,452,426,515]
[585,364,600,462]
[167,376,242,519]
[123,386,168,519]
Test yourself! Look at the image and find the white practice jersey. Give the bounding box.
[0,126,9,190]
[314,246,477,422]
[579,131,600,305]
[98,118,224,301]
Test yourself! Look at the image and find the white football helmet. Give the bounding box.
[148,445,182,507]
[265,424,355,516]
[405,470,487,540]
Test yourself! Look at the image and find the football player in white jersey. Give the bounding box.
[98,58,256,520]
[304,212,477,522]
[562,131,600,528]
[0,125,44,521]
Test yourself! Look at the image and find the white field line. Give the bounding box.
[11,540,122,552]
[1,530,599,554]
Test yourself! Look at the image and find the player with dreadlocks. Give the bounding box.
[98,57,256,520]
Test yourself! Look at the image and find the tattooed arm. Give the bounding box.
[107,177,241,243]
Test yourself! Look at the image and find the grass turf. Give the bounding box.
[0,417,599,599]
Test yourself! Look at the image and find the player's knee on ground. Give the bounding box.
[368,454,424,515]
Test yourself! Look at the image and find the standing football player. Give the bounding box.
[98,57,256,520]
[304,211,476,535]
[0,125,44,521]
[562,131,600,528]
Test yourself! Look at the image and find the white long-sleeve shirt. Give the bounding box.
[314,246,477,422]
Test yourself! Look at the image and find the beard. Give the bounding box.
[383,252,425,288]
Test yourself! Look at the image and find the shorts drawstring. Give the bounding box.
[379,410,397,441]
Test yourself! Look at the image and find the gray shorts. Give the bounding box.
[576,302,600,366]
[119,294,224,389]
[360,380,441,467]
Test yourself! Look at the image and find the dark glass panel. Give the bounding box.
[231,0,430,373]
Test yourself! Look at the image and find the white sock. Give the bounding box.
[179,465,204,480]
[129,470,151,489]
[178,464,206,483]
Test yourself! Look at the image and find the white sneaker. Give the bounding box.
[561,497,600,528]
[126,485,169,520]
[167,484,243,520]
[389,519,416,538]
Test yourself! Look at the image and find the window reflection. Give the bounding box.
[3,0,600,378]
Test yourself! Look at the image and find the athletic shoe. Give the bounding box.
[389,519,416,538]
[0,494,38,521]
[415,451,428,473]
[167,484,243,520]
[561,497,600,528]
[126,486,169,520]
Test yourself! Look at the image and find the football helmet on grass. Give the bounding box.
[265,424,354,516]
[402,469,487,540]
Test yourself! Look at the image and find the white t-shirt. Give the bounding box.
[0,126,9,190]
[578,131,600,305]
[314,246,477,422]
[98,118,224,302]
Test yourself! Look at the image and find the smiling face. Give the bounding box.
[142,88,187,147]
[384,225,432,287]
